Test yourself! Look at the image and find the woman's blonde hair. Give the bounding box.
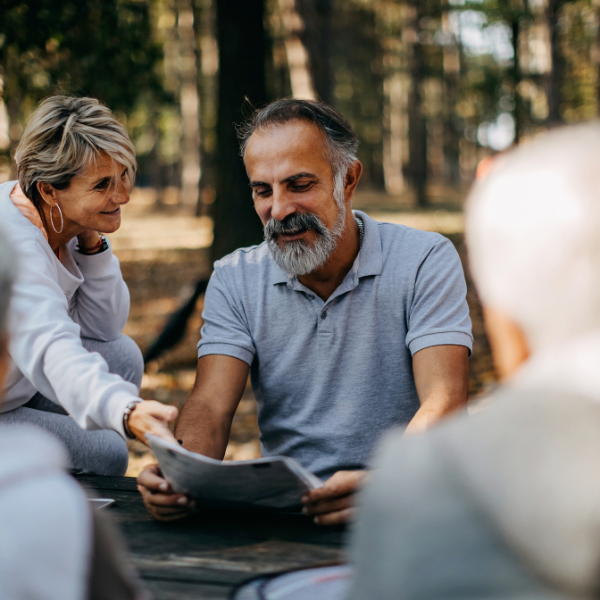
[14,96,136,209]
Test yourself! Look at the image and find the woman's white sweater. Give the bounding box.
[0,181,140,438]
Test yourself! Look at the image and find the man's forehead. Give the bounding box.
[245,120,329,178]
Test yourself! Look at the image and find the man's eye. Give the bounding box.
[291,183,312,191]
[254,188,271,197]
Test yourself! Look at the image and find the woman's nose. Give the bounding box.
[115,179,131,205]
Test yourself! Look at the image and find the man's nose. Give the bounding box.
[270,188,296,222]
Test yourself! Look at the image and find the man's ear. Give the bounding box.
[36,181,57,207]
[482,305,530,381]
[344,160,363,204]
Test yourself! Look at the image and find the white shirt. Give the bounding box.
[0,181,139,437]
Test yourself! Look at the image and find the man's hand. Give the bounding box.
[128,400,178,445]
[302,470,367,526]
[137,463,196,521]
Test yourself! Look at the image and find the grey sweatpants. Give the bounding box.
[0,334,144,476]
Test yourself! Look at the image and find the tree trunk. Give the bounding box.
[177,0,201,207]
[595,3,600,116]
[545,0,562,126]
[511,15,522,144]
[295,0,332,103]
[441,10,461,185]
[406,2,428,207]
[192,0,218,216]
[212,0,267,262]
[382,73,405,195]
[278,0,316,100]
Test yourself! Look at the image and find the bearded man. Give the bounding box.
[138,99,473,525]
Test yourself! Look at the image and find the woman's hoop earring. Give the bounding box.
[50,204,64,234]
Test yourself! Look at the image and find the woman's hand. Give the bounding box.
[302,470,368,526]
[77,230,102,253]
[128,400,178,444]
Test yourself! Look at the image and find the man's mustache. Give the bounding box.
[264,213,328,242]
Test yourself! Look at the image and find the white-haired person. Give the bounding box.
[0,96,177,476]
[346,123,600,599]
[232,124,600,600]
[0,227,147,600]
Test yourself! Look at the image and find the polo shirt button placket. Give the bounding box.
[318,307,332,335]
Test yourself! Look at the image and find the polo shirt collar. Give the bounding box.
[271,259,289,285]
[270,208,383,285]
[354,210,383,278]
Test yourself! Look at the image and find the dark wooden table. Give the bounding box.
[77,475,346,600]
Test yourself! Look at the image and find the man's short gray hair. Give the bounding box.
[466,123,600,352]
[0,228,17,334]
[15,96,136,213]
[237,99,359,206]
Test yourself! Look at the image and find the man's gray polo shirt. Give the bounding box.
[198,210,472,479]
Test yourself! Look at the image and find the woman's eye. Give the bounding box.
[94,180,109,191]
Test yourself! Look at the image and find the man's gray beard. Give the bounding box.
[265,204,346,276]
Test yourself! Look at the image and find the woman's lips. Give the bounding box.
[101,207,120,216]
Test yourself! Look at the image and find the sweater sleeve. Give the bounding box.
[70,239,130,341]
[7,234,138,437]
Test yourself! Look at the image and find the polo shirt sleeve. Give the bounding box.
[405,236,473,355]
[197,267,256,365]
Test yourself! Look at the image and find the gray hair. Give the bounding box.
[237,99,359,207]
[466,122,600,352]
[0,228,17,334]
[14,96,136,216]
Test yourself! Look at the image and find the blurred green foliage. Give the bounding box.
[0,1,165,118]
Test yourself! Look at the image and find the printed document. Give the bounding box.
[148,435,323,510]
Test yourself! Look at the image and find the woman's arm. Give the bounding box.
[7,233,166,438]
[70,238,130,342]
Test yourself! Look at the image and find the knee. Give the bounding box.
[95,432,129,476]
[114,334,144,390]
[83,334,145,390]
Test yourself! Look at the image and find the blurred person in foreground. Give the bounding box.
[138,98,473,525]
[0,228,146,600]
[0,96,177,476]
[347,123,600,599]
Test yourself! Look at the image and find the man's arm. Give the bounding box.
[406,344,469,433]
[175,354,250,456]
[303,344,469,526]
[137,354,249,520]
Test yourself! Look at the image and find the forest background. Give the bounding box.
[1,0,599,473]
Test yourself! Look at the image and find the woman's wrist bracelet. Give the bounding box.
[123,400,141,440]
[77,235,108,255]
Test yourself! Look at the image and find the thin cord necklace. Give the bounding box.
[355,216,364,249]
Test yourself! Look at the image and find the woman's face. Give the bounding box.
[49,153,132,234]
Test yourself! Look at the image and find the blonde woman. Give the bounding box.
[0,96,177,475]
